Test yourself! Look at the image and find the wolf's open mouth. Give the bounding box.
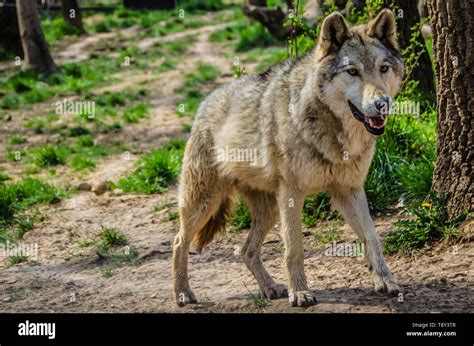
[348,101,387,136]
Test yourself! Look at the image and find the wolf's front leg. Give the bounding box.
[277,187,317,307]
[332,187,400,296]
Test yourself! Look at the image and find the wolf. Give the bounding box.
[173,9,403,307]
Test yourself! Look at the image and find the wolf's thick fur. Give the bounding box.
[173,9,404,307]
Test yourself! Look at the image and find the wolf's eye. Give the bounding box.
[380,65,389,73]
[347,68,358,76]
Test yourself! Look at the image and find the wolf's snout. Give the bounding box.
[374,96,391,114]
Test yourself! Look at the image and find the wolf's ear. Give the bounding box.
[318,12,352,55]
[366,9,399,51]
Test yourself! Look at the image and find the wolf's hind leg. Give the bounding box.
[173,170,229,307]
[241,189,288,299]
[332,187,400,296]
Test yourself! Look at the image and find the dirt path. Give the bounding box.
[1,15,473,314]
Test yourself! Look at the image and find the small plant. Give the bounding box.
[243,282,269,310]
[28,145,67,167]
[230,200,251,233]
[167,211,180,223]
[302,193,334,227]
[8,255,28,266]
[98,227,128,251]
[115,139,185,194]
[6,134,27,145]
[314,220,343,247]
[383,193,469,255]
[123,103,150,123]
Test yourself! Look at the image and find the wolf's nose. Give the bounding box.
[375,97,391,112]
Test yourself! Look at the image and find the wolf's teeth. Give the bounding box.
[368,118,374,128]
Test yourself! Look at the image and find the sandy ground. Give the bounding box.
[0,14,473,313]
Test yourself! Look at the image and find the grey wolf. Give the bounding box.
[173,9,403,307]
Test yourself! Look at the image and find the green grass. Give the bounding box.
[6,134,27,145]
[313,220,343,247]
[175,63,220,117]
[210,11,280,52]
[123,103,150,123]
[98,227,128,250]
[42,16,84,46]
[8,255,28,266]
[157,59,177,73]
[115,139,186,194]
[0,56,124,110]
[17,135,122,172]
[230,201,252,232]
[383,193,469,255]
[27,145,68,167]
[0,178,66,241]
[302,193,335,228]
[93,226,140,277]
[365,105,436,212]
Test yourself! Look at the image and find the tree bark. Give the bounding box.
[16,0,59,73]
[428,0,473,217]
[248,0,267,6]
[242,4,293,39]
[0,0,22,57]
[61,0,86,34]
[385,0,435,100]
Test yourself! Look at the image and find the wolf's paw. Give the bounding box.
[175,289,198,307]
[262,283,288,300]
[372,272,400,297]
[289,290,317,307]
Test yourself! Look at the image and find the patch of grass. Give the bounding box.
[154,201,174,212]
[6,134,27,145]
[93,226,140,277]
[230,200,251,233]
[0,56,124,110]
[167,211,179,223]
[236,22,279,52]
[27,145,67,167]
[313,220,343,247]
[177,62,220,92]
[68,126,91,137]
[176,90,202,117]
[98,227,128,251]
[0,178,65,241]
[123,103,150,123]
[365,108,436,212]
[157,59,177,73]
[255,47,287,73]
[42,16,84,47]
[8,255,28,266]
[174,63,220,118]
[302,193,335,227]
[181,123,192,133]
[243,283,269,310]
[383,193,469,255]
[115,139,186,194]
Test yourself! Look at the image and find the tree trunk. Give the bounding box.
[428,0,473,217]
[16,0,59,73]
[0,0,22,58]
[248,0,267,6]
[61,0,86,34]
[385,0,435,100]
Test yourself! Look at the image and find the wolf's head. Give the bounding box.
[314,9,404,135]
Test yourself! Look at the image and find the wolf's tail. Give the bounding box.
[192,197,234,253]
